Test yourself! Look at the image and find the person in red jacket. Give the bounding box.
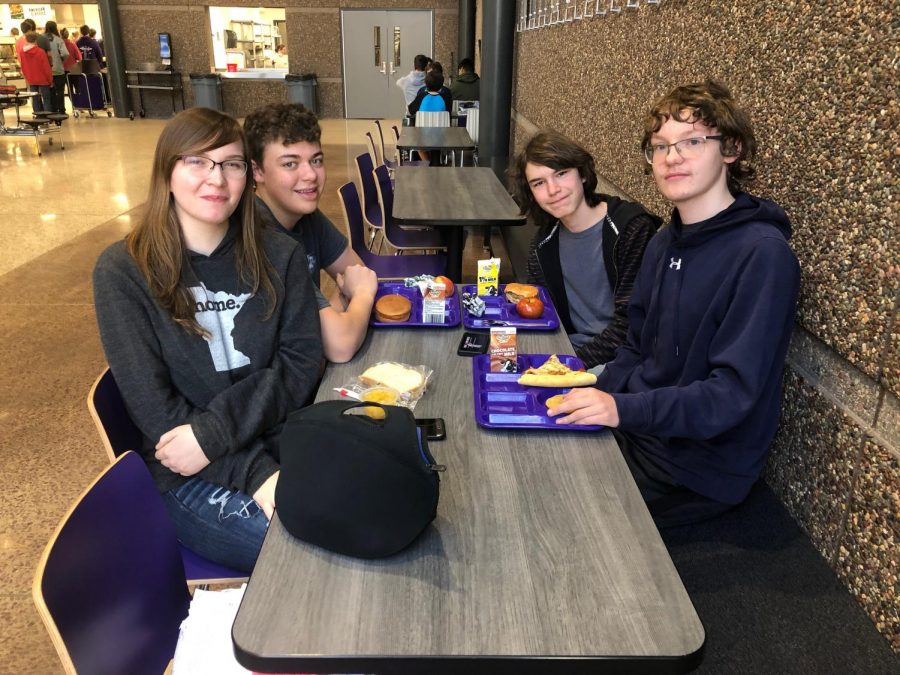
[20,32,52,113]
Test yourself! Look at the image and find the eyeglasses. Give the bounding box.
[178,155,248,178]
[643,135,723,164]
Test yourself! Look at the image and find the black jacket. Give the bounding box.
[526,195,660,368]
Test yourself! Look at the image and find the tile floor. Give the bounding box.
[0,109,510,673]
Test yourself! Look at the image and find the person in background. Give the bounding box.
[245,103,378,364]
[273,44,288,68]
[88,27,105,66]
[450,57,480,101]
[10,27,19,37]
[19,31,52,113]
[76,25,103,67]
[15,19,50,60]
[396,53,430,107]
[549,80,800,528]
[44,21,69,113]
[93,108,323,572]
[510,130,660,371]
[60,28,81,99]
[408,61,452,118]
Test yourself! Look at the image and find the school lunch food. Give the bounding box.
[360,362,426,396]
[360,386,400,420]
[517,354,597,388]
[545,394,566,411]
[504,283,540,304]
[374,294,412,322]
[516,296,544,319]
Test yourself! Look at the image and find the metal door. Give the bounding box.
[341,9,433,118]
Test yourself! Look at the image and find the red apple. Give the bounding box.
[516,297,544,319]
[434,275,454,295]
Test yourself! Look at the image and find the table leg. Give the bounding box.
[445,227,463,282]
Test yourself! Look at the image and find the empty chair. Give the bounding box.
[415,110,450,128]
[373,119,399,172]
[365,131,381,166]
[373,164,448,254]
[338,181,447,279]
[87,368,248,586]
[465,107,480,166]
[390,123,428,167]
[354,152,384,251]
[33,451,191,675]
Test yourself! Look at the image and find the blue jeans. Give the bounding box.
[29,84,52,113]
[163,477,269,573]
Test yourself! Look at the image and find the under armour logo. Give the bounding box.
[669,257,682,270]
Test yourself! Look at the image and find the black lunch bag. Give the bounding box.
[275,400,443,559]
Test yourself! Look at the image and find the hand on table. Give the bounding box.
[548,387,620,427]
[155,424,210,476]
[252,471,280,520]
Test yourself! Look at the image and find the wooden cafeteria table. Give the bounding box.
[396,125,475,155]
[232,320,705,674]
[392,166,526,283]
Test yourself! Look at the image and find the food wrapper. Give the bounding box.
[335,361,433,410]
[461,292,486,317]
[404,275,436,297]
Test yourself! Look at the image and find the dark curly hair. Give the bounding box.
[243,102,321,167]
[508,130,601,229]
[641,79,756,193]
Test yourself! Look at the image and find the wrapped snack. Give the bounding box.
[359,386,400,419]
[336,361,433,410]
[461,292,487,317]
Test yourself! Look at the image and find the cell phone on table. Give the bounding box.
[415,418,446,441]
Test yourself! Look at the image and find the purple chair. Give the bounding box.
[338,181,447,279]
[354,151,384,251]
[33,452,191,674]
[87,368,248,586]
[373,164,448,253]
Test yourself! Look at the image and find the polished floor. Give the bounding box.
[0,108,509,673]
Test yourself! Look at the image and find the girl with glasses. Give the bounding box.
[93,108,323,571]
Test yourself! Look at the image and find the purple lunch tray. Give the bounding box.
[370,281,461,328]
[472,353,603,431]
[460,284,561,331]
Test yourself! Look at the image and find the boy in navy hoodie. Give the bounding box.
[550,80,800,527]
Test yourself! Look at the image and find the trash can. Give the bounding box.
[190,73,223,111]
[285,74,317,115]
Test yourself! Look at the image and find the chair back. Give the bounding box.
[365,131,380,165]
[354,152,382,231]
[339,180,448,280]
[465,107,480,145]
[373,120,388,162]
[33,452,191,675]
[338,181,372,260]
[415,110,450,128]
[87,368,249,585]
[373,164,394,228]
[88,368,142,463]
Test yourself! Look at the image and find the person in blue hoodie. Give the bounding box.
[549,80,800,527]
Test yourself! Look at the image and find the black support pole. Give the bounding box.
[479,0,516,182]
[457,0,476,65]
[97,0,128,118]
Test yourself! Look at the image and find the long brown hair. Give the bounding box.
[127,107,276,335]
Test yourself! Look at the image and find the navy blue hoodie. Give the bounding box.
[598,192,800,504]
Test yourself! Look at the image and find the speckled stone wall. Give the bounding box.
[510,0,898,650]
[115,1,458,119]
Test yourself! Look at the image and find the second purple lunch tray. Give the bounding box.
[369,282,461,328]
[472,353,602,431]
[460,284,560,331]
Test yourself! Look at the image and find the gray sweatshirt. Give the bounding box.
[93,223,323,496]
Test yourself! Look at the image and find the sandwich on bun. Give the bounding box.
[504,283,539,304]
[374,294,412,322]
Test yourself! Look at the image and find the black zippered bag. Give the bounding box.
[276,400,443,559]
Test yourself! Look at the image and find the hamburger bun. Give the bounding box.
[504,283,539,304]
[374,294,412,322]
